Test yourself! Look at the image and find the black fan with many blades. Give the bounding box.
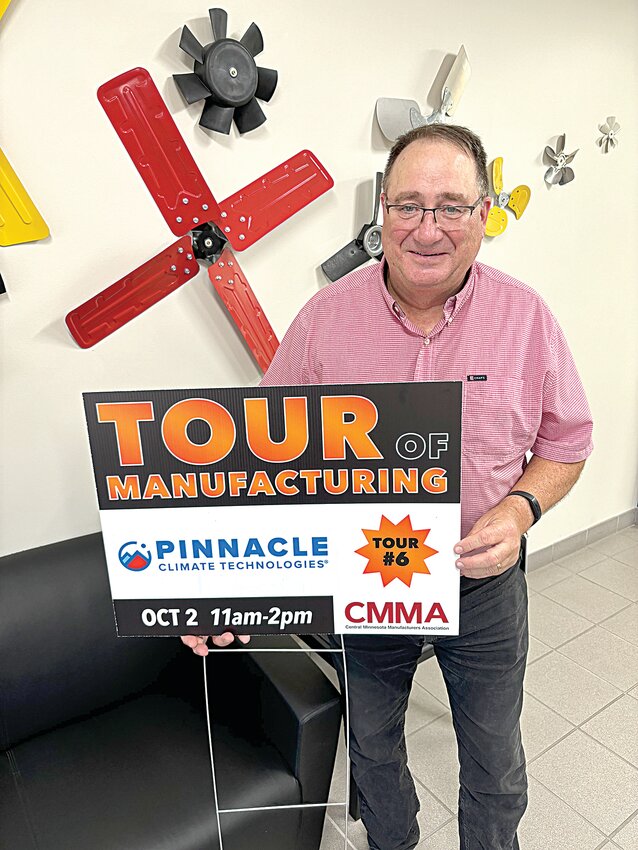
[173,7,278,135]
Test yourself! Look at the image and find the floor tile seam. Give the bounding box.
[416,814,457,845]
[413,774,458,818]
[525,725,578,766]
[525,646,553,666]
[406,701,450,727]
[528,619,597,651]
[556,546,608,568]
[557,626,638,657]
[577,567,638,600]
[555,631,638,687]
[535,575,635,613]
[589,530,638,550]
[522,685,578,724]
[576,724,638,774]
[574,690,630,728]
[521,682,616,726]
[589,542,638,560]
[405,710,448,739]
[551,621,604,651]
[412,680,450,709]
[608,808,638,843]
[531,589,617,630]
[410,679,451,713]
[324,811,361,850]
[596,600,636,626]
[525,772,620,840]
[324,809,460,850]
[609,548,638,567]
[549,651,628,695]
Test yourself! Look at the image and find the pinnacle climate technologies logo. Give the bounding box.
[118,541,152,571]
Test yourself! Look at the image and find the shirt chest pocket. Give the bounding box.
[462,376,539,462]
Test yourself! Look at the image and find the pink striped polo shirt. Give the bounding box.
[261,260,593,537]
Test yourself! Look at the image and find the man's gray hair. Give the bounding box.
[383,124,489,199]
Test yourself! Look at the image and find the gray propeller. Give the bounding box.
[376,46,470,142]
[321,173,384,282]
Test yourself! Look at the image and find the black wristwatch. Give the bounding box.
[508,490,542,525]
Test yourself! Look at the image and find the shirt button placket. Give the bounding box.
[415,336,432,380]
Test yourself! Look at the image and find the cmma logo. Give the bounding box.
[118,541,152,571]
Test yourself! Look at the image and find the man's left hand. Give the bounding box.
[453,497,532,579]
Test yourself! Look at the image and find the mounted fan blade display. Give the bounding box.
[321,173,384,282]
[1,3,51,292]
[376,46,470,143]
[65,68,332,371]
[543,134,578,186]
[0,147,49,247]
[173,7,278,135]
[597,117,620,154]
[484,157,530,238]
[0,146,50,295]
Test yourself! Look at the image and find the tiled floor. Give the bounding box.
[319,526,638,850]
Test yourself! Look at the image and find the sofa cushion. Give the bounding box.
[0,692,302,850]
[0,535,180,747]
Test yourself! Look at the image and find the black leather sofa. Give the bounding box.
[0,533,341,850]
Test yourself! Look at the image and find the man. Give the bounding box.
[183,125,593,849]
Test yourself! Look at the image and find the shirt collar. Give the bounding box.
[377,259,478,323]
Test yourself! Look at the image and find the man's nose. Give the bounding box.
[414,210,441,236]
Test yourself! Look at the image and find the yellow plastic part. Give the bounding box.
[492,157,504,196]
[485,206,508,238]
[508,185,531,220]
[0,147,49,246]
[0,0,11,21]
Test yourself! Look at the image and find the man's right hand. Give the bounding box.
[180,633,251,656]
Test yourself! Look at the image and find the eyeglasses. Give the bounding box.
[384,197,484,229]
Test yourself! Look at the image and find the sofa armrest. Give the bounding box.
[201,635,341,850]
[246,637,341,802]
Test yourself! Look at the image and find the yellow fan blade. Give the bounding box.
[492,157,504,196]
[0,0,11,21]
[508,185,531,220]
[0,147,49,246]
[485,207,507,238]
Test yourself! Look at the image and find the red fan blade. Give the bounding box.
[98,68,220,237]
[208,248,279,372]
[217,150,333,251]
[66,236,199,348]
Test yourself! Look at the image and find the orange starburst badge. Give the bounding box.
[355,515,438,587]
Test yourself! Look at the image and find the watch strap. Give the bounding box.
[509,490,542,525]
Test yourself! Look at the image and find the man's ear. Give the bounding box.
[479,195,492,224]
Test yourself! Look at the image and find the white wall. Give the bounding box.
[1,0,637,556]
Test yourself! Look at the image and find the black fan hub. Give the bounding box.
[197,39,258,107]
[191,223,226,263]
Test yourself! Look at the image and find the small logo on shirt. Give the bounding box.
[467,375,487,382]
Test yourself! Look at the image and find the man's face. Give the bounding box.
[381,139,490,301]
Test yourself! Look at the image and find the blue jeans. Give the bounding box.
[329,561,528,850]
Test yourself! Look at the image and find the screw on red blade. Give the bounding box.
[98,68,220,237]
[66,236,199,348]
[218,150,333,251]
[208,248,278,371]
